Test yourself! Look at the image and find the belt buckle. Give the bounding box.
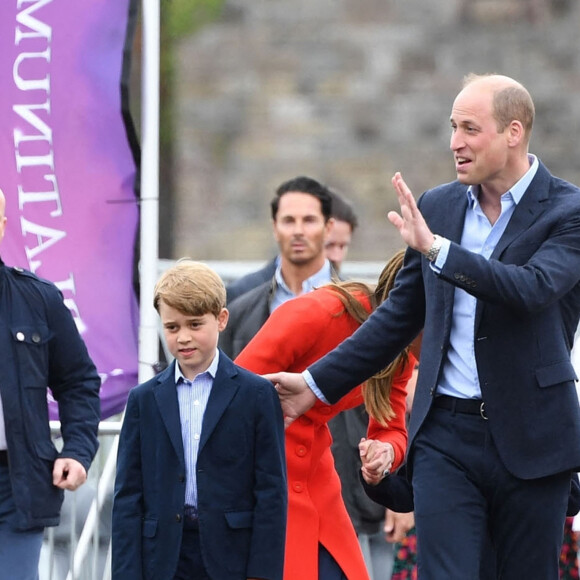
[480,402,488,420]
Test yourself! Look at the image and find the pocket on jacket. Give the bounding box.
[224,510,253,529]
[142,518,158,538]
[34,440,58,461]
[535,361,578,388]
[11,324,51,386]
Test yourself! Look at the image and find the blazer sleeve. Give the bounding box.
[45,282,101,470]
[438,209,580,313]
[246,376,287,580]
[360,464,414,513]
[112,389,144,580]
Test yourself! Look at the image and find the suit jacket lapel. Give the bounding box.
[199,354,239,454]
[474,162,550,330]
[153,362,185,467]
[490,162,550,261]
[437,184,469,338]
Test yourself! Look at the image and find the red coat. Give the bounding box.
[235,287,414,580]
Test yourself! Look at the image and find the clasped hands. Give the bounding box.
[358,437,394,485]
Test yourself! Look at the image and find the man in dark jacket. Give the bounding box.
[0,188,101,579]
[220,176,339,359]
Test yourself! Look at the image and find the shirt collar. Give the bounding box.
[274,259,333,295]
[466,154,539,208]
[174,349,220,384]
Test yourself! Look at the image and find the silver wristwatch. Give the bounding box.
[425,235,444,262]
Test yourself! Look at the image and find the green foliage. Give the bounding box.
[163,0,225,40]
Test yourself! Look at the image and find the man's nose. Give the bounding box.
[450,130,463,151]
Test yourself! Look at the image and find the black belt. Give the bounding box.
[183,505,199,530]
[184,505,198,521]
[433,395,488,420]
[0,450,8,466]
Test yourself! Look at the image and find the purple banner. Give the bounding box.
[0,0,139,418]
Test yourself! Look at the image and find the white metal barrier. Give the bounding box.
[40,420,122,580]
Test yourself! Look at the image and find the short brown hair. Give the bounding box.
[153,260,226,317]
[463,73,535,140]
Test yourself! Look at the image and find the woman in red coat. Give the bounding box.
[235,250,417,580]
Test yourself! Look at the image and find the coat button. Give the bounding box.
[16,332,25,341]
[295,446,307,457]
[292,482,304,493]
[175,514,182,523]
[32,333,41,343]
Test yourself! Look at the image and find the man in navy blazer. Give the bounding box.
[269,74,580,579]
[112,261,286,580]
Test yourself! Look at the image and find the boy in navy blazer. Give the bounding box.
[112,260,287,580]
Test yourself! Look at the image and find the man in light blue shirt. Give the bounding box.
[220,176,338,359]
[268,74,580,580]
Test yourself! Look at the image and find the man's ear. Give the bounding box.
[324,217,336,239]
[217,308,229,331]
[272,219,280,244]
[507,120,525,148]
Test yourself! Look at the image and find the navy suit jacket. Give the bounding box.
[309,161,580,480]
[112,352,287,580]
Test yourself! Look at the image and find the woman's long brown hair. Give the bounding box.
[324,249,409,426]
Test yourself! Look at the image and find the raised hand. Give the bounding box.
[389,172,435,254]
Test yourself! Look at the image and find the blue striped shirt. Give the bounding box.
[175,351,219,507]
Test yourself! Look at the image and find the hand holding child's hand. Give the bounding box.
[359,438,394,486]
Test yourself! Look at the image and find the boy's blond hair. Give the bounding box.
[153,260,226,317]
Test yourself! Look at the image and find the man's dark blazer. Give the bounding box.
[309,161,580,479]
[226,257,278,304]
[221,265,342,360]
[112,353,287,580]
[220,279,274,359]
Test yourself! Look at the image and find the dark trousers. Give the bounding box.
[411,404,570,580]
[174,518,210,580]
[318,544,347,580]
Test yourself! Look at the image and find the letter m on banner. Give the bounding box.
[0,0,141,418]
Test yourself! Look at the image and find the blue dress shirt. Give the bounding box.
[175,350,219,508]
[270,259,334,313]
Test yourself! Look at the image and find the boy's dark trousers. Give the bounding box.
[174,516,210,580]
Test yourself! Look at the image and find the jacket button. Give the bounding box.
[32,333,41,343]
[175,514,182,523]
[292,482,304,493]
[295,446,307,457]
[16,332,25,341]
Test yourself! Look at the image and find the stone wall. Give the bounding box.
[171,0,580,262]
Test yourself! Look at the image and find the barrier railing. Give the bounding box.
[40,420,122,580]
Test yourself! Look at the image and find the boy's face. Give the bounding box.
[159,301,228,380]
